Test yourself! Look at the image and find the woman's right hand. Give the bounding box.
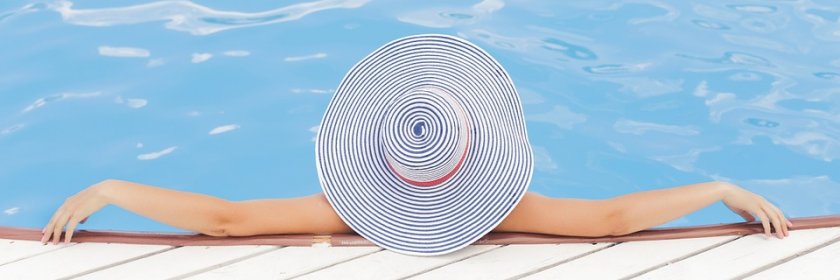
[720,182,792,239]
[41,180,111,245]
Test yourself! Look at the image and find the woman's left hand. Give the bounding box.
[721,182,792,239]
[41,181,110,245]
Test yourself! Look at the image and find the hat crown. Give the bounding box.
[381,86,469,187]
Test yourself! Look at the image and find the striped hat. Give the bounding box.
[316,34,533,256]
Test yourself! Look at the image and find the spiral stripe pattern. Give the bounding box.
[382,86,470,186]
[316,34,534,256]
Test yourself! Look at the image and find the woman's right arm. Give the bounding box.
[42,179,234,244]
[42,179,353,245]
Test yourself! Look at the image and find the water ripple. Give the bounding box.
[0,3,45,22]
[805,8,840,22]
[1,124,24,135]
[209,124,240,135]
[191,53,212,63]
[525,105,587,129]
[397,0,504,28]
[614,118,699,136]
[691,19,730,30]
[814,72,840,80]
[692,3,740,21]
[722,34,790,52]
[740,17,777,33]
[541,38,597,60]
[677,51,773,67]
[607,0,680,24]
[285,52,327,62]
[49,0,369,35]
[583,63,652,74]
[98,46,150,58]
[23,92,103,113]
[729,71,762,81]
[726,4,777,14]
[745,117,780,128]
[137,146,177,160]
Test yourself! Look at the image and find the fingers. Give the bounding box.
[42,186,102,245]
[64,216,82,244]
[41,204,64,245]
[767,203,790,237]
[43,197,77,245]
[754,210,772,238]
[760,204,783,239]
[51,211,70,245]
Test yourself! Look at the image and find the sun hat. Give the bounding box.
[315,33,534,256]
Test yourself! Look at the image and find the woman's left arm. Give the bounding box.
[494,181,792,239]
[608,181,792,238]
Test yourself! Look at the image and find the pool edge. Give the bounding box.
[2,214,838,246]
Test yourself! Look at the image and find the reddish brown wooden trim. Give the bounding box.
[2,214,839,247]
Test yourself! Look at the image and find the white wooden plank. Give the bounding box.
[633,227,840,280]
[0,242,171,279]
[522,236,737,280]
[77,245,274,280]
[0,239,70,266]
[297,245,500,280]
[411,243,613,280]
[187,246,382,280]
[745,237,840,280]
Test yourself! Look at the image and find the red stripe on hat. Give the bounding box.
[387,119,470,187]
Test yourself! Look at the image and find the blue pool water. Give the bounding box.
[1,0,839,233]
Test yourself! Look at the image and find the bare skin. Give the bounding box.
[42,179,792,245]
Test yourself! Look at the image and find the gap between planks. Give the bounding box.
[733,234,840,280]
[287,247,385,279]
[394,244,509,280]
[59,246,180,280]
[619,235,746,280]
[0,242,79,267]
[171,246,284,279]
[507,243,619,280]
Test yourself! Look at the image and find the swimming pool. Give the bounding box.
[1,0,838,233]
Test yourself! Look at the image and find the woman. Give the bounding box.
[41,179,791,246]
[40,34,793,252]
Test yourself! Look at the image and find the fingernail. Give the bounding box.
[40,235,47,244]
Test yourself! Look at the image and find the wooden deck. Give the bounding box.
[1,215,839,279]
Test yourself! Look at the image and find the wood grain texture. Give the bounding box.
[187,246,382,280]
[296,245,500,280]
[76,245,274,280]
[523,236,738,280]
[410,243,613,280]
[0,242,171,279]
[745,237,840,280]
[0,239,68,266]
[633,227,840,280]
